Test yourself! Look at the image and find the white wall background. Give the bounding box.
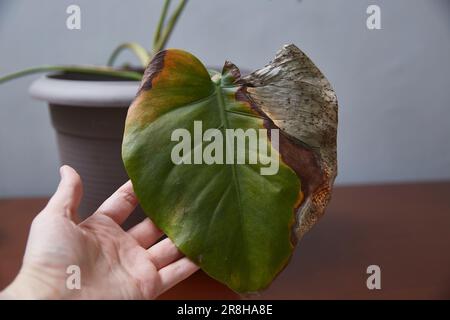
[0,0,449,197]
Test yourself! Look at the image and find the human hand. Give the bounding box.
[1,165,199,300]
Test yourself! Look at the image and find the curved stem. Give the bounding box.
[153,0,171,48]
[152,0,187,54]
[0,65,143,84]
[107,42,151,67]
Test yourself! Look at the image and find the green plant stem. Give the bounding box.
[0,65,143,84]
[152,0,187,54]
[107,42,151,67]
[153,0,171,49]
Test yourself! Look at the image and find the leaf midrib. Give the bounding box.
[215,82,243,214]
[214,81,249,283]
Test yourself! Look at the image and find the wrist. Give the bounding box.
[1,266,73,300]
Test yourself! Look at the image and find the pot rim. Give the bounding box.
[29,74,140,108]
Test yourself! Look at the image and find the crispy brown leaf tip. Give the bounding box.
[240,44,338,239]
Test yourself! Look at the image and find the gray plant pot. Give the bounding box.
[29,73,144,229]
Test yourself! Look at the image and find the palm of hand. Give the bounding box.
[11,166,198,300]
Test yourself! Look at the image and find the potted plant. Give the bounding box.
[1,0,338,294]
[0,0,188,227]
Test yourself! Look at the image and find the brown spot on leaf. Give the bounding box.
[138,50,167,94]
[221,61,242,85]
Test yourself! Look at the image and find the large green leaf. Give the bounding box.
[122,44,338,293]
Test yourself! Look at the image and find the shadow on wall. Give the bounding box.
[0,0,12,28]
[0,2,12,27]
[432,0,450,25]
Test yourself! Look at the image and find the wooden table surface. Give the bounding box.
[1,182,449,299]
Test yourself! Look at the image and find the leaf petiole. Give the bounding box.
[107,42,151,68]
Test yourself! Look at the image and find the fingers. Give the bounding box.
[45,165,82,221]
[94,180,138,225]
[148,238,183,269]
[128,218,163,248]
[158,257,199,293]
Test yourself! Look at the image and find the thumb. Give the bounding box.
[45,165,83,221]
